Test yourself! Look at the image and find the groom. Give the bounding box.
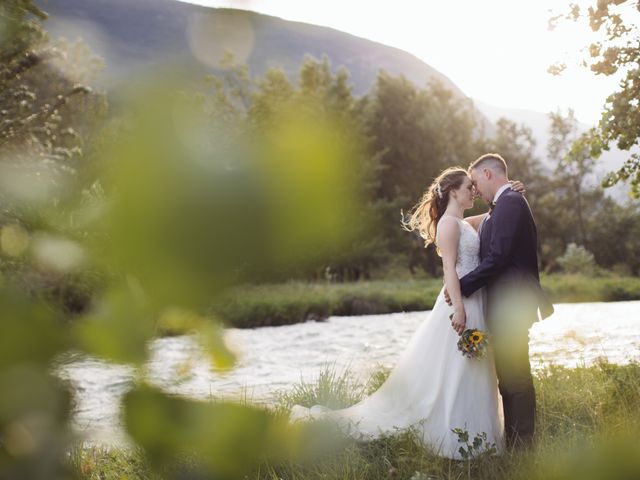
[448,153,553,448]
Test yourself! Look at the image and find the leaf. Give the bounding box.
[75,285,155,364]
[123,385,292,478]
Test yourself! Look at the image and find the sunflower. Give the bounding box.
[457,328,489,359]
[470,331,483,344]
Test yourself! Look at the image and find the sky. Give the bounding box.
[182,0,633,126]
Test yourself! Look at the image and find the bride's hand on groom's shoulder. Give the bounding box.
[509,180,526,194]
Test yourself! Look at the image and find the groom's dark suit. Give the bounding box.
[460,187,553,447]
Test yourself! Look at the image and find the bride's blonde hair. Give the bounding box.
[401,167,469,247]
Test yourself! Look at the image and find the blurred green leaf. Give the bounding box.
[124,385,290,478]
[0,365,73,479]
[534,432,640,480]
[0,289,67,369]
[157,308,236,370]
[74,285,154,364]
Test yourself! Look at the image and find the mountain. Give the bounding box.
[38,0,631,199]
[38,0,464,97]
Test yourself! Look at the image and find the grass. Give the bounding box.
[69,360,640,480]
[541,273,640,303]
[67,445,158,480]
[209,274,640,329]
[210,278,443,328]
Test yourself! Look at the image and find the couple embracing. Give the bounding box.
[291,153,554,459]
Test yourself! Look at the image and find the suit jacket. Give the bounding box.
[459,189,554,323]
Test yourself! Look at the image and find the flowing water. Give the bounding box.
[57,300,640,445]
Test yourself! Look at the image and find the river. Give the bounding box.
[57,300,640,445]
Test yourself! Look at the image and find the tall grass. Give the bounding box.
[257,361,640,480]
[69,360,640,480]
[210,279,443,328]
[541,274,640,303]
[209,275,640,329]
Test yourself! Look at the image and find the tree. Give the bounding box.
[487,118,546,203]
[194,55,389,281]
[0,3,109,478]
[549,0,640,197]
[547,110,597,246]
[0,0,107,216]
[364,72,480,275]
[587,197,640,274]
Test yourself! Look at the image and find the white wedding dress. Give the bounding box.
[290,218,504,459]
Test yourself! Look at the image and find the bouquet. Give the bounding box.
[456,328,489,359]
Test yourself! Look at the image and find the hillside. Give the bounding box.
[39,0,463,97]
[39,0,632,198]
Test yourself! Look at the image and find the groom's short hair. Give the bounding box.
[469,153,508,177]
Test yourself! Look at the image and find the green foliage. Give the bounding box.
[0,0,106,173]
[541,273,640,303]
[208,274,640,329]
[488,118,544,195]
[0,3,109,477]
[556,243,597,274]
[547,110,597,246]
[364,71,481,274]
[0,0,107,320]
[124,385,292,479]
[451,428,497,460]
[195,55,388,281]
[550,1,640,197]
[211,279,442,328]
[0,1,47,70]
[0,6,374,478]
[68,446,157,480]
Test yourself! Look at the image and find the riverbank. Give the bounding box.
[209,274,640,329]
[69,360,640,479]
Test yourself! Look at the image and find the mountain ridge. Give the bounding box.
[39,0,630,197]
[39,0,465,98]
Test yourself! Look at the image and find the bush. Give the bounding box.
[557,243,597,275]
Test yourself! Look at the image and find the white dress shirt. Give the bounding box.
[481,184,512,234]
[493,183,512,204]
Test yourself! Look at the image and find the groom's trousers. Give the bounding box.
[489,287,537,448]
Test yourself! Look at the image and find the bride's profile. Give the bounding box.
[290,167,509,459]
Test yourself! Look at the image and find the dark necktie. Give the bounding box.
[489,201,496,214]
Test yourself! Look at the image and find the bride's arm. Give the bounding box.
[438,216,466,334]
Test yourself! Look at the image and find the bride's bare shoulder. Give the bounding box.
[437,215,461,240]
[438,214,460,227]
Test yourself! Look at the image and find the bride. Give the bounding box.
[290,167,525,459]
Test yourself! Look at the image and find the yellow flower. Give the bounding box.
[470,331,483,344]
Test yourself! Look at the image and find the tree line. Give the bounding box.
[204,55,640,280]
[2,0,640,299]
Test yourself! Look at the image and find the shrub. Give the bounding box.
[557,243,596,275]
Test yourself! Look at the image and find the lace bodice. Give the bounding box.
[436,217,480,277]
